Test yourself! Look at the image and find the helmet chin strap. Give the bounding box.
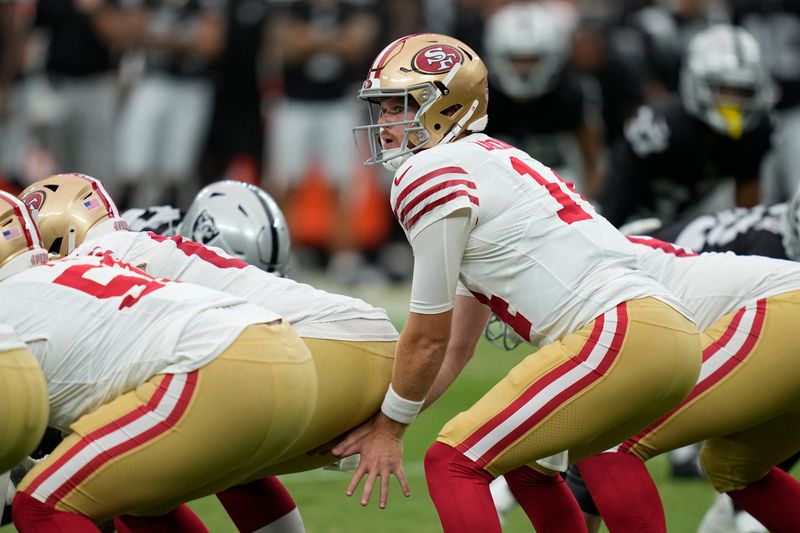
[441,99,480,145]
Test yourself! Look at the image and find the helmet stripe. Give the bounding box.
[370,34,423,79]
[249,188,280,269]
[70,173,121,219]
[0,192,38,249]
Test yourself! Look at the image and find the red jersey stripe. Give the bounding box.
[394,166,468,212]
[456,304,627,467]
[397,179,476,222]
[627,236,698,257]
[146,233,249,270]
[404,190,479,231]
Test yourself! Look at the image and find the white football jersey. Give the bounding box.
[72,231,398,342]
[0,254,277,430]
[629,236,800,331]
[392,134,688,346]
[0,323,26,352]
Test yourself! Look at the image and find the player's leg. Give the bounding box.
[580,294,800,532]
[0,348,48,473]
[116,338,393,533]
[425,298,700,533]
[216,477,304,533]
[211,339,394,532]
[117,477,305,533]
[563,465,603,533]
[702,409,800,533]
[12,324,317,531]
[264,339,395,470]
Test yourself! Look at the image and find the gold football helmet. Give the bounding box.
[20,173,127,257]
[0,191,48,281]
[354,33,489,170]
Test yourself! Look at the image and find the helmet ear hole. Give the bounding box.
[434,123,441,131]
[440,103,462,117]
[49,237,63,255]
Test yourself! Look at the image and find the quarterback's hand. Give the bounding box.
[332,414,410,509]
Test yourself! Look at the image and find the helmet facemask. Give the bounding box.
[354,87,431,171]
[354,34,489,171]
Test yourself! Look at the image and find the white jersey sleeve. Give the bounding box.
[0,254,276,430]
[409,212,472,314]
[0,324,26,351]
[72,231,398,342]
[391,150,480,240]
[629,236,800,330]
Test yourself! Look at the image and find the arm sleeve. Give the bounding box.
[408,210,472,314]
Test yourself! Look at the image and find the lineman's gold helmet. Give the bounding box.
[20,173,127,257]
[0,191,47,281]
[355,33,488,170]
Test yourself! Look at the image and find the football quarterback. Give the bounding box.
[334,33,702,533]
[20,172,398,532]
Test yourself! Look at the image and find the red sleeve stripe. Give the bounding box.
[404,190,479,230]
[394,166,469,210]
[396,179,477,221]
[627,236,698,257]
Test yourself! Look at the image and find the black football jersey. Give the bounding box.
[653,203,788,258]
[485,69,597,170]
[600,96,773,227]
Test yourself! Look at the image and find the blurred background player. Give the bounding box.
[599,24,775,227]
[483,1,604,198]
[614,0,728,102]
[22,173,398,533]
[114,0,226,209]
[0,191,318,533]
[266,0,381,279]
[731,0,800,205]
[335,32,701,532]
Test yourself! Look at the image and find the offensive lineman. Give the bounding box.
[0,193,319,532]
[0,193,48,481]
[331,32,702,533]
[560,236,800,533]
[20,174,399,532]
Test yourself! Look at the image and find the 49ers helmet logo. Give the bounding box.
[22,191,45,211]
[413,45,462,74]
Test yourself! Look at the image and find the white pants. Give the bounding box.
[115,74,213,205]
[267,97,360,194]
